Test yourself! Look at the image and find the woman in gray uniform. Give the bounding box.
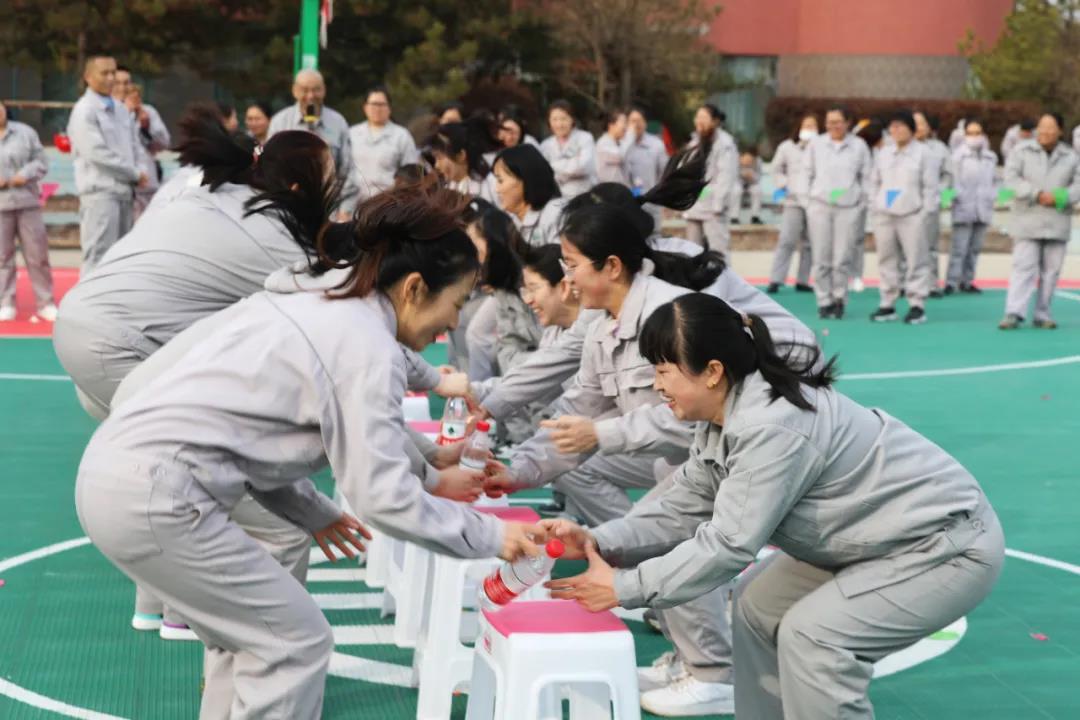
[76,183,544,720]
[545,292,1004,720]
[491,143,566,246]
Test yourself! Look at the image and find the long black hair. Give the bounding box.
[559,202,723,291]
[640,294,836,411]
[493,144,560,210]
[428,120,492,180]
[521,243,565,286]
[562,146,710,239]
[462,198,525,293]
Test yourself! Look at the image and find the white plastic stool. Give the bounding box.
[414,506,545,720]
[465,600,640,720]
[377,536,433,648]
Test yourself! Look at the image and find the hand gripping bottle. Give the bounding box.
[480,539,565,610]
[437,397,469,446]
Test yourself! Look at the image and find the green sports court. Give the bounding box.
[1,285,1078,720]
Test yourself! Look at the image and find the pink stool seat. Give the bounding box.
[408,420,442,434]
[483,600,628,637]
[475,506,540,523]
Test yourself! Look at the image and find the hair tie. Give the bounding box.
[742,313,752,328]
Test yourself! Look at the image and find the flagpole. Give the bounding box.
[295,0,320,73]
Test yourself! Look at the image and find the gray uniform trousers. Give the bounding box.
[926,210,943,287]
[600,471,734,685]
[850,205,867,281]
[77,452,331,720]
[768,205,812,286]
[806,201,860,306]
[875,211,931,308]
[1004,238,1069,321]
[78,192,134,275]
[55,310,313,631]
[685,217,731,259]
[0,207,53,309]
[731,505,1003,720]
[946,222,987,288]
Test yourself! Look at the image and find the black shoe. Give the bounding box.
[766,283,780,294]
[832,301,845,319]
[904,306,927,324]
[750,216,764,225]
[899,288,906,298]
[929,289,944,299]
[943,284,957,295]
[1033,318,1058,329]
[818,305,834,319]
[870,307,897,322]
[794,283,813,293]
[961,283,982,294]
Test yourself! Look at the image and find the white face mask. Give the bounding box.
[798,129,817,142]
[965,136,986,150]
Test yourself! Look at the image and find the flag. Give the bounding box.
[319,0,333,49]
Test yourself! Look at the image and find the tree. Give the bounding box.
[543,0,723,131]
[961,0,1080,120]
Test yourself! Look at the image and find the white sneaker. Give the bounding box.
[0,305,15,322]
[638,651,685,692]
[160,621,200,642]
[131,612,163,631]
[850,277,865,293]
[640,674,735,716]
[36,304,58,322]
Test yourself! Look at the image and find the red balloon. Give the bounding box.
[53,133,71,153]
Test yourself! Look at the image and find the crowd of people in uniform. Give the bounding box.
[0,53,1063,718]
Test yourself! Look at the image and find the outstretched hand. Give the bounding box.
[314,513,373,563]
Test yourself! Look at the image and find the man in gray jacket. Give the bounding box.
[67,56,147,275]
[999,112,1080,329]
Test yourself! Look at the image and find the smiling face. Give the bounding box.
[293,70,326,113]
[825,110,848,141]
[652,360,726,422]
[521,266,567,327]
[394,272,476,351]
[364,91,391,126]
[112,69,132,101]
[559,237,619,310]
[84,57,117,96]
[1037,114,1062,150]
[628,110,647,138]
[499,118,523,148]
[246,105,271,140]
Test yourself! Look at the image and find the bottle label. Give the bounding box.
[482,571,520,606]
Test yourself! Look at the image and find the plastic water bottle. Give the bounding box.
[437,397,469,446]
[460,421,492,471]
[480,539,565,610]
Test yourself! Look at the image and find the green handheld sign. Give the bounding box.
[829,188,845,204]
[997,187,1016,204]
[940,188,957,209]
[1053,187,1069,211]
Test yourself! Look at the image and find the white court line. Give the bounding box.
[307,567,367,583]
[1054,290,1080,302]
[0,536,1076,718]
[313,593,382,611]
[1004,548,1080,575]
[331,624,397,645]
[841,354,1080,380]
[0,372,71,382]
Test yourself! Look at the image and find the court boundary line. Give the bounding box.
[0,536,1076,718]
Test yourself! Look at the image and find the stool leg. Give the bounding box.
[416,558,470,719]
[365,532,389,589]
[393,544,431,648]
[567,683,611,720]
[464,651,497,720]
[611,674,642,720]
[537,684,562,720]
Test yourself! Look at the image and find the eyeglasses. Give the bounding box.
[519,284,541,301]
[366,101,389,108]
[558,259,577,279]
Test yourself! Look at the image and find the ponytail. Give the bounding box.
[281,178,479,299]
[560,202,723,291]
[639,147,708,211]
[640,294,836,412]
[176,104,257,190]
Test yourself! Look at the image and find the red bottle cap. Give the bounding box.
[546,539,565,558]
[476,421,491,432]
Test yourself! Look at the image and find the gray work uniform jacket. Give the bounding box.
[951,144,998,225]
[870,141,939,217]
[541,129,596,198]
[1003,139,1080,241]
[684,130,738,219]
[800,133,872,209]
[67,89,140,198]
[592,371,996,609]
[0,121,48,211]
[91,289,505,558]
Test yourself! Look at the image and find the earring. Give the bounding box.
[707,380,718,389]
